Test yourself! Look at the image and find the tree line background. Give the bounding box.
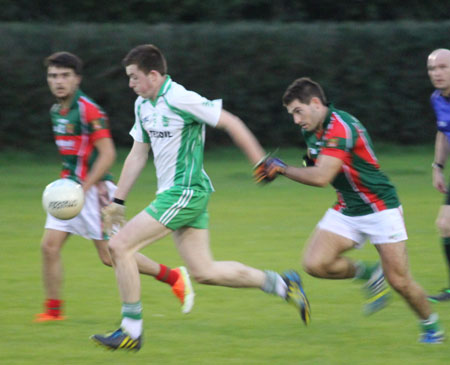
[1,2,449,150]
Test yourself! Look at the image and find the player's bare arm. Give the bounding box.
[82,137,116,192]
[283,154,343,187]
[434,131,450,167]
[114,140,150,200]
[216,109,266,165]
[102,140,150,235]
[433,131,449,194]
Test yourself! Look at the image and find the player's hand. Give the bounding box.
[102,202,126,237]
[264,157,287,181]
[433,168,448,194]
[253,156,268,183]
[254,156,287,183]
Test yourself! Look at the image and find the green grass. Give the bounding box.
[1,144,450,364]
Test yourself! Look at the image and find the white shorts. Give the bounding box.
[317,207,408,247]
[45,180,116,240]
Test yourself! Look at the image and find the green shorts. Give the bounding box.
[145,187,210,230]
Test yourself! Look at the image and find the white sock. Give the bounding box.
[121,317,143,339]
[262,271,288,298]
[275,274,288,298]
[421,313,439,326]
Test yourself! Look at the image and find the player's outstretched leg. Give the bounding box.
[362,263,391,315]
[91,328,142,351]
[171,266,195,314]
[282,270,311,325]
[428,288,450,303]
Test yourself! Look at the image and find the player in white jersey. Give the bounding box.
[36,51,195,323]
[91,44,310,351]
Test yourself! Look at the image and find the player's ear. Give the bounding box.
[148,70,160,81]
[310,97,322,108]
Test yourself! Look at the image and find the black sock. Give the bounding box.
[443,238,450,288]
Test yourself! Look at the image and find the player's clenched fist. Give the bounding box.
[253,156,287,183]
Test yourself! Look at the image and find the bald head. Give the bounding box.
[428,48,450,62]
[428,48,450,96]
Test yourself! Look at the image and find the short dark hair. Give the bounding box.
[122,44,167,75]
[44,52,83,75]
[282,77,327,106]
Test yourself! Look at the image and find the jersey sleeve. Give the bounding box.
[129,98,150,143]
[168,89,222,127]
[82,99,112,141]
[320,116,354,161]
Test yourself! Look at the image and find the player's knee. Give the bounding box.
[302,257,325,278]
[385,273,409,294]
[107,236,129,260]
[189,269,214,284]
[189,265,222,285]
[390,280,409,295]
[436,217,450,236]
[99,253,112,267]
[191,272,211,284]
[41,239,61,258]
[95,243,112,266]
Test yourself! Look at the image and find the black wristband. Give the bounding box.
[432,162,444,169]
[113,198,125,205]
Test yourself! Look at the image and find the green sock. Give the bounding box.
[121,301,143,320]
[420,313,441,333]
[354,261,378,281]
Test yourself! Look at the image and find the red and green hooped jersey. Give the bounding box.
[302,105,400,216]
[50,89,113,183]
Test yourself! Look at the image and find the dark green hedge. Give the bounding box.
[2,0,450,22]
[1,21,448,150]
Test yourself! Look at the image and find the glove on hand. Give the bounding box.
[102,202,126,237]
[264,157,287,181]
[253,156,268,183]
[253,156,287,183]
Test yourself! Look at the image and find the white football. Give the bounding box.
[42,178,85,220]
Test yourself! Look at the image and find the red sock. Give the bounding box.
[155,264,179,286]
[45,298,63,317]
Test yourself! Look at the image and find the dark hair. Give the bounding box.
[282,77,327,106]
[122,44,167,75]
[44,52,83,75]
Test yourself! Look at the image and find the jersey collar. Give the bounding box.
[149,75,172,106]
[69,89,82,109]
[321,103,335,130]
[56,88,82,114]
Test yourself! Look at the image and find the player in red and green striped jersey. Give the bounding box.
[35,52,194,323]
[255,77,444,344]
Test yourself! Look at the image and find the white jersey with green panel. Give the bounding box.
[129,76,222,194]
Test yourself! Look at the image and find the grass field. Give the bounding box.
[1,144,449,364]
